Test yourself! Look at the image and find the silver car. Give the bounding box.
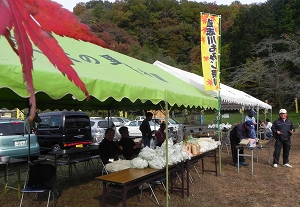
[121,120,159,137]
[90,119,117,144]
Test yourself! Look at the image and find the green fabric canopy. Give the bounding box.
[0,35,217,111]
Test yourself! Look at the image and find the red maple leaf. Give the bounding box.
[0,0,108,120]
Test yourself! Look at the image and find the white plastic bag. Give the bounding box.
[130,157,148,169]
[138,146,157,161]
[148,155,165,169]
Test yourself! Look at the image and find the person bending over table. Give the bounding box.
[118,126,141,160]
[99,128,123,164]
[230,121,252,167]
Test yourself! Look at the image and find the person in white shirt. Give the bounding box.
[265,118,273,139]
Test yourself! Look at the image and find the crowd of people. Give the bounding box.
[229,108,295,168]
[99,111,168,164]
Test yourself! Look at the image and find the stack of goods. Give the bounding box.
[183,140,201,157]
[184,137,219,154]
[130,138,191,170]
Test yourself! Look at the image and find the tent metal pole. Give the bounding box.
[164,100,169,207]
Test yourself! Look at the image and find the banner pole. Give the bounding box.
[217,15,222,176]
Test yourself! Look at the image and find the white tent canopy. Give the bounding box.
[153,61,272,111]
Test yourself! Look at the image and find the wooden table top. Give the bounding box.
[96,168,159,185]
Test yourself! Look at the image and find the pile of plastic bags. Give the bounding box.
[130,138,191,170]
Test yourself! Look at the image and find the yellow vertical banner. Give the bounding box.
[200,13,220,91]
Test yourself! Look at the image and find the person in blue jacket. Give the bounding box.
[245,109,257,138]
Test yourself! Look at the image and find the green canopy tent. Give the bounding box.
[0,35,218,206]
[0,35,217,111]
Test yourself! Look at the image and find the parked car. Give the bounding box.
[152,117,185,133]
[135,116,146,121]
[36,111,92,151]
[104,117,129,127]
[152,117,185,141]
[120,120,159,137]
[90,119,117,143]
[0,119,40,160]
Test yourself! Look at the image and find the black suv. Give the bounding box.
[36,111,92,151]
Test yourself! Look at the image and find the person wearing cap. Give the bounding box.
[230,121,253,167]
[245,109,257,138]
[271,109,295,168]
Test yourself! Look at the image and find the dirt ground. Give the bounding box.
[2,131,300,207]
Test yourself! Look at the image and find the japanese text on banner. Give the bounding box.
[200,13,220,91]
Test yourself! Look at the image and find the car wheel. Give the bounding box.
[52,144,61,151]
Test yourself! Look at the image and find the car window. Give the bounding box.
[38,117,51,128]
[98,121,114,128]
[78,117,90,128]
[138,121,142,126]
[0,122,25,135]
[169,118,179,124]
[149,121,157,126]
[49,117,61,128]
[129,121,137,126]
[90,121,95,127]
[65,115,90,129]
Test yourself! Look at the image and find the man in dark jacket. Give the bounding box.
[230,121,252,167]
[139,112,153,147]
[99,128,123,164]
[118,126,141,159]
[271,109,295,168]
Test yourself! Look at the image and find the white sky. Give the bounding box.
[54,0,265,11]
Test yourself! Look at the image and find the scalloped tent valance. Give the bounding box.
[0,36,217,111]
[153,61,272,111]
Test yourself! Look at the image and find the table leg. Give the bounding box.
[101,182,106,207]
[251,150,254,175]
[214,150,218,176]
[268,142,271,163]
[170,172,173,193]
[68,156,71,179]
[186,161,189,197]
[122,185,128,207]
[181,162,184,198]
[3,163,7,194]
[237,148,240,173]
[17,164,21,199]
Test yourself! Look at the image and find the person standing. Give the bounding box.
[245,109,257,138]
[139,112,153,147]
[272,109,295,168]
[230,121,252,167]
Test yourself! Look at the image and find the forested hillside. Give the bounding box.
[72,0,300,110]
